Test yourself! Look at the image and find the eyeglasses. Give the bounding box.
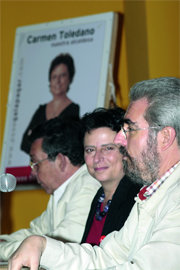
[122,126,160,140]
[30,158,49,172]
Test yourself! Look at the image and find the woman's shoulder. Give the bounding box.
[113,176,141,201]
[33,103,47,114]
[37,103,47,110]
[58,102,80,118]
[66,102,80,110]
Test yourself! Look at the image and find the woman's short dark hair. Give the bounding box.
[48,53,75,84]
[81,107,125,137]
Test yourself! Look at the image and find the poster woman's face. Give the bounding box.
[50,63,70,96]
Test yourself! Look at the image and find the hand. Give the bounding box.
[8,235,46,270]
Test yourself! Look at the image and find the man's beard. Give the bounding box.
[119,132,160,186]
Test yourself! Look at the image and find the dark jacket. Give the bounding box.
[81,175,141,244]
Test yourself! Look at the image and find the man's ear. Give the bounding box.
[158,127,176,151]
[55,153,66,171]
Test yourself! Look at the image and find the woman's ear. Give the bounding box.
[158,127,176,151]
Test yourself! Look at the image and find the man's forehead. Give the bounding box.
[125,98,148,125]
[30,138,44,155]
[31,137,43,147]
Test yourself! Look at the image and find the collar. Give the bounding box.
[139,160,180,200]
[53,166,82,205]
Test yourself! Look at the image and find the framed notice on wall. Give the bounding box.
[0,12,118,189]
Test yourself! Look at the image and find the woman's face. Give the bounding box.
[84,127,124,183]
[50,63,70,96]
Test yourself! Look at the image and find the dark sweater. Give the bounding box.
[20,102,79,154]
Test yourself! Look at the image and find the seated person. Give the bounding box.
[8,77,180,270]
[81,107,141,245]
[0,118,100,260]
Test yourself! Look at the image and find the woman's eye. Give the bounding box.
[106,146,113,150]
[104,144,117,151]
[85,148,94,154]
[51,75,57,80]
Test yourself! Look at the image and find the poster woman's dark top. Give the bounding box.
[20,102,79,154]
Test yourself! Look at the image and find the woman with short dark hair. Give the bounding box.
[21,53,79,154]
[81,107,141,245]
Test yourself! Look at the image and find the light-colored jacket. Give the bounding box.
[40,163,180,270]
[0,164,100,260]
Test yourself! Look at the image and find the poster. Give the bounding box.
[1,12,117,187]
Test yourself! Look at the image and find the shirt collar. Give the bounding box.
[140,160,180,200]
[53,166,81,205]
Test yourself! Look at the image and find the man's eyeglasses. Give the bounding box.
[121,126,161,140]
[30,158,49,172]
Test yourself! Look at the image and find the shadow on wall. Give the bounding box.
[113,13,124,108]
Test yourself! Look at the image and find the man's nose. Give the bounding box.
[114,130,127,147]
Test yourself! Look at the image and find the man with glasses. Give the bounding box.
[0,118,100,261]
[8,77,180,270]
